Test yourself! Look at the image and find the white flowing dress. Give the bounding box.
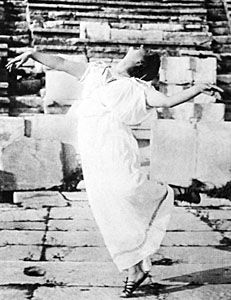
[70,62,174,272]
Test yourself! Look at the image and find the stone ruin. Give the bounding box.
[0,0,231,192]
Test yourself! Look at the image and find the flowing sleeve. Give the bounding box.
[101,78,152,125]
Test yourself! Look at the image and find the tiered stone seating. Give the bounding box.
[0,1,9,114]
[208,0,231,120]
[27,0,211,57]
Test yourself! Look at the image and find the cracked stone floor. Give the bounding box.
[0,191,231,299]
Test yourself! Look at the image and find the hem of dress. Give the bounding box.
[113,186,174,272]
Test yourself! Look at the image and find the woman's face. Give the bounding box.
[123,47,159,81]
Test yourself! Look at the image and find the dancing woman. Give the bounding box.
[7,47,217,297]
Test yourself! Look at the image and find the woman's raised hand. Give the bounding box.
[196,83,224,94]
[6,51,32,72]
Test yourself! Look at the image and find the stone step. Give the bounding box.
[28,0,205,10]
[30,11,206,24]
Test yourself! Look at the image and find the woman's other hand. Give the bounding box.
[196,83,224,95]
[6,51,33,72]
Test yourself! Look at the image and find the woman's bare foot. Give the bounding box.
[128,261,145,282]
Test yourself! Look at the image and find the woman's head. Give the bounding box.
[121,46,160,81]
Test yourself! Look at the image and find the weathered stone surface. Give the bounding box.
[1,137,63,190]
[0,245,42,261]
[45,246,111,262]
[150,120,196,186]
[153,263,231,285]
[160,57,216,85]
[0,230,44,246]
[0,286,32,300]
[199,209,231,220]
[0,261,122,286]
[196,122,231,187]
[193,93,216,104]
[0,117,24,148]
[160,57,192,84]
[142,23,183,31]
[170,103,195,121]
[178,194,231,208]
[80,21,111,40]
[193,57,217,84]
[162,230,222,247]
[25,114,79,149]
[61,191,88,202]
[110,28,163,42]
[49,205,94,220]
[44,70,83,107]
[0,208,47,222]
[159,83,185,96]
[44,231,104,247]
[13,191,67,208]
[48,219,97,232]
[212,220,231,231]
[44,54,87,110]
[194,103,225,122]
[156,246,231,264]
[168,208,212,232]
[164,284,231,300]
[33,287,132,300]
[0,221,46,231]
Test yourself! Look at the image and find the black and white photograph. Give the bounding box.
[1,0,231,299]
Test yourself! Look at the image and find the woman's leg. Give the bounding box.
[128,260,145,282]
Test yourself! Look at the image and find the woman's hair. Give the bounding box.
[140,51,161,81]
[126,48,161,81]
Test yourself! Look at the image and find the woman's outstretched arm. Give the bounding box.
[6,50,86,79]
[146,83,222,108]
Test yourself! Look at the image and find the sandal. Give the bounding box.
[170,185,201,204]
[120,272,149,298]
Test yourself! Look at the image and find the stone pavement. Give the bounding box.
[0,191,231,300]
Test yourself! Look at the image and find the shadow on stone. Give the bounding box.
[0,170,17,203]
[131,266,231,298]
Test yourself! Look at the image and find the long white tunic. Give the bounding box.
[72,62,174,272]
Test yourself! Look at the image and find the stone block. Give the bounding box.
[44,70,83,107]
[24,115,80,177]
[13,191,67,208]
[162,231,222,246]
[196,122,231,187]
[194,93,216,104]
[49,206,94,220]
[110,28,163,43]
[0,208,47,222]
[170,103,195,121]
[142,23,183,31]
[48,219,97,232]
[157,246,231,264]
[61,191,88,202]
[45,246,111,262]
[24,114,75,141]
[0,261,122,286]
[160,57,192,84]
[159,83,185,96]
[168,207,212,232]
[80,21,111,40]
[33,287,126,300]
[192,57,217,84]
[0,137,63,190]
[45,231,104,247]
[194,103,225,122]
[150,120,197,186]
[0,245,42,261]
[43,54,87,111]
[0,230,44,246]
[0,117,24,148]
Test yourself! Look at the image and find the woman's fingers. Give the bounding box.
[209,84,224,93]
